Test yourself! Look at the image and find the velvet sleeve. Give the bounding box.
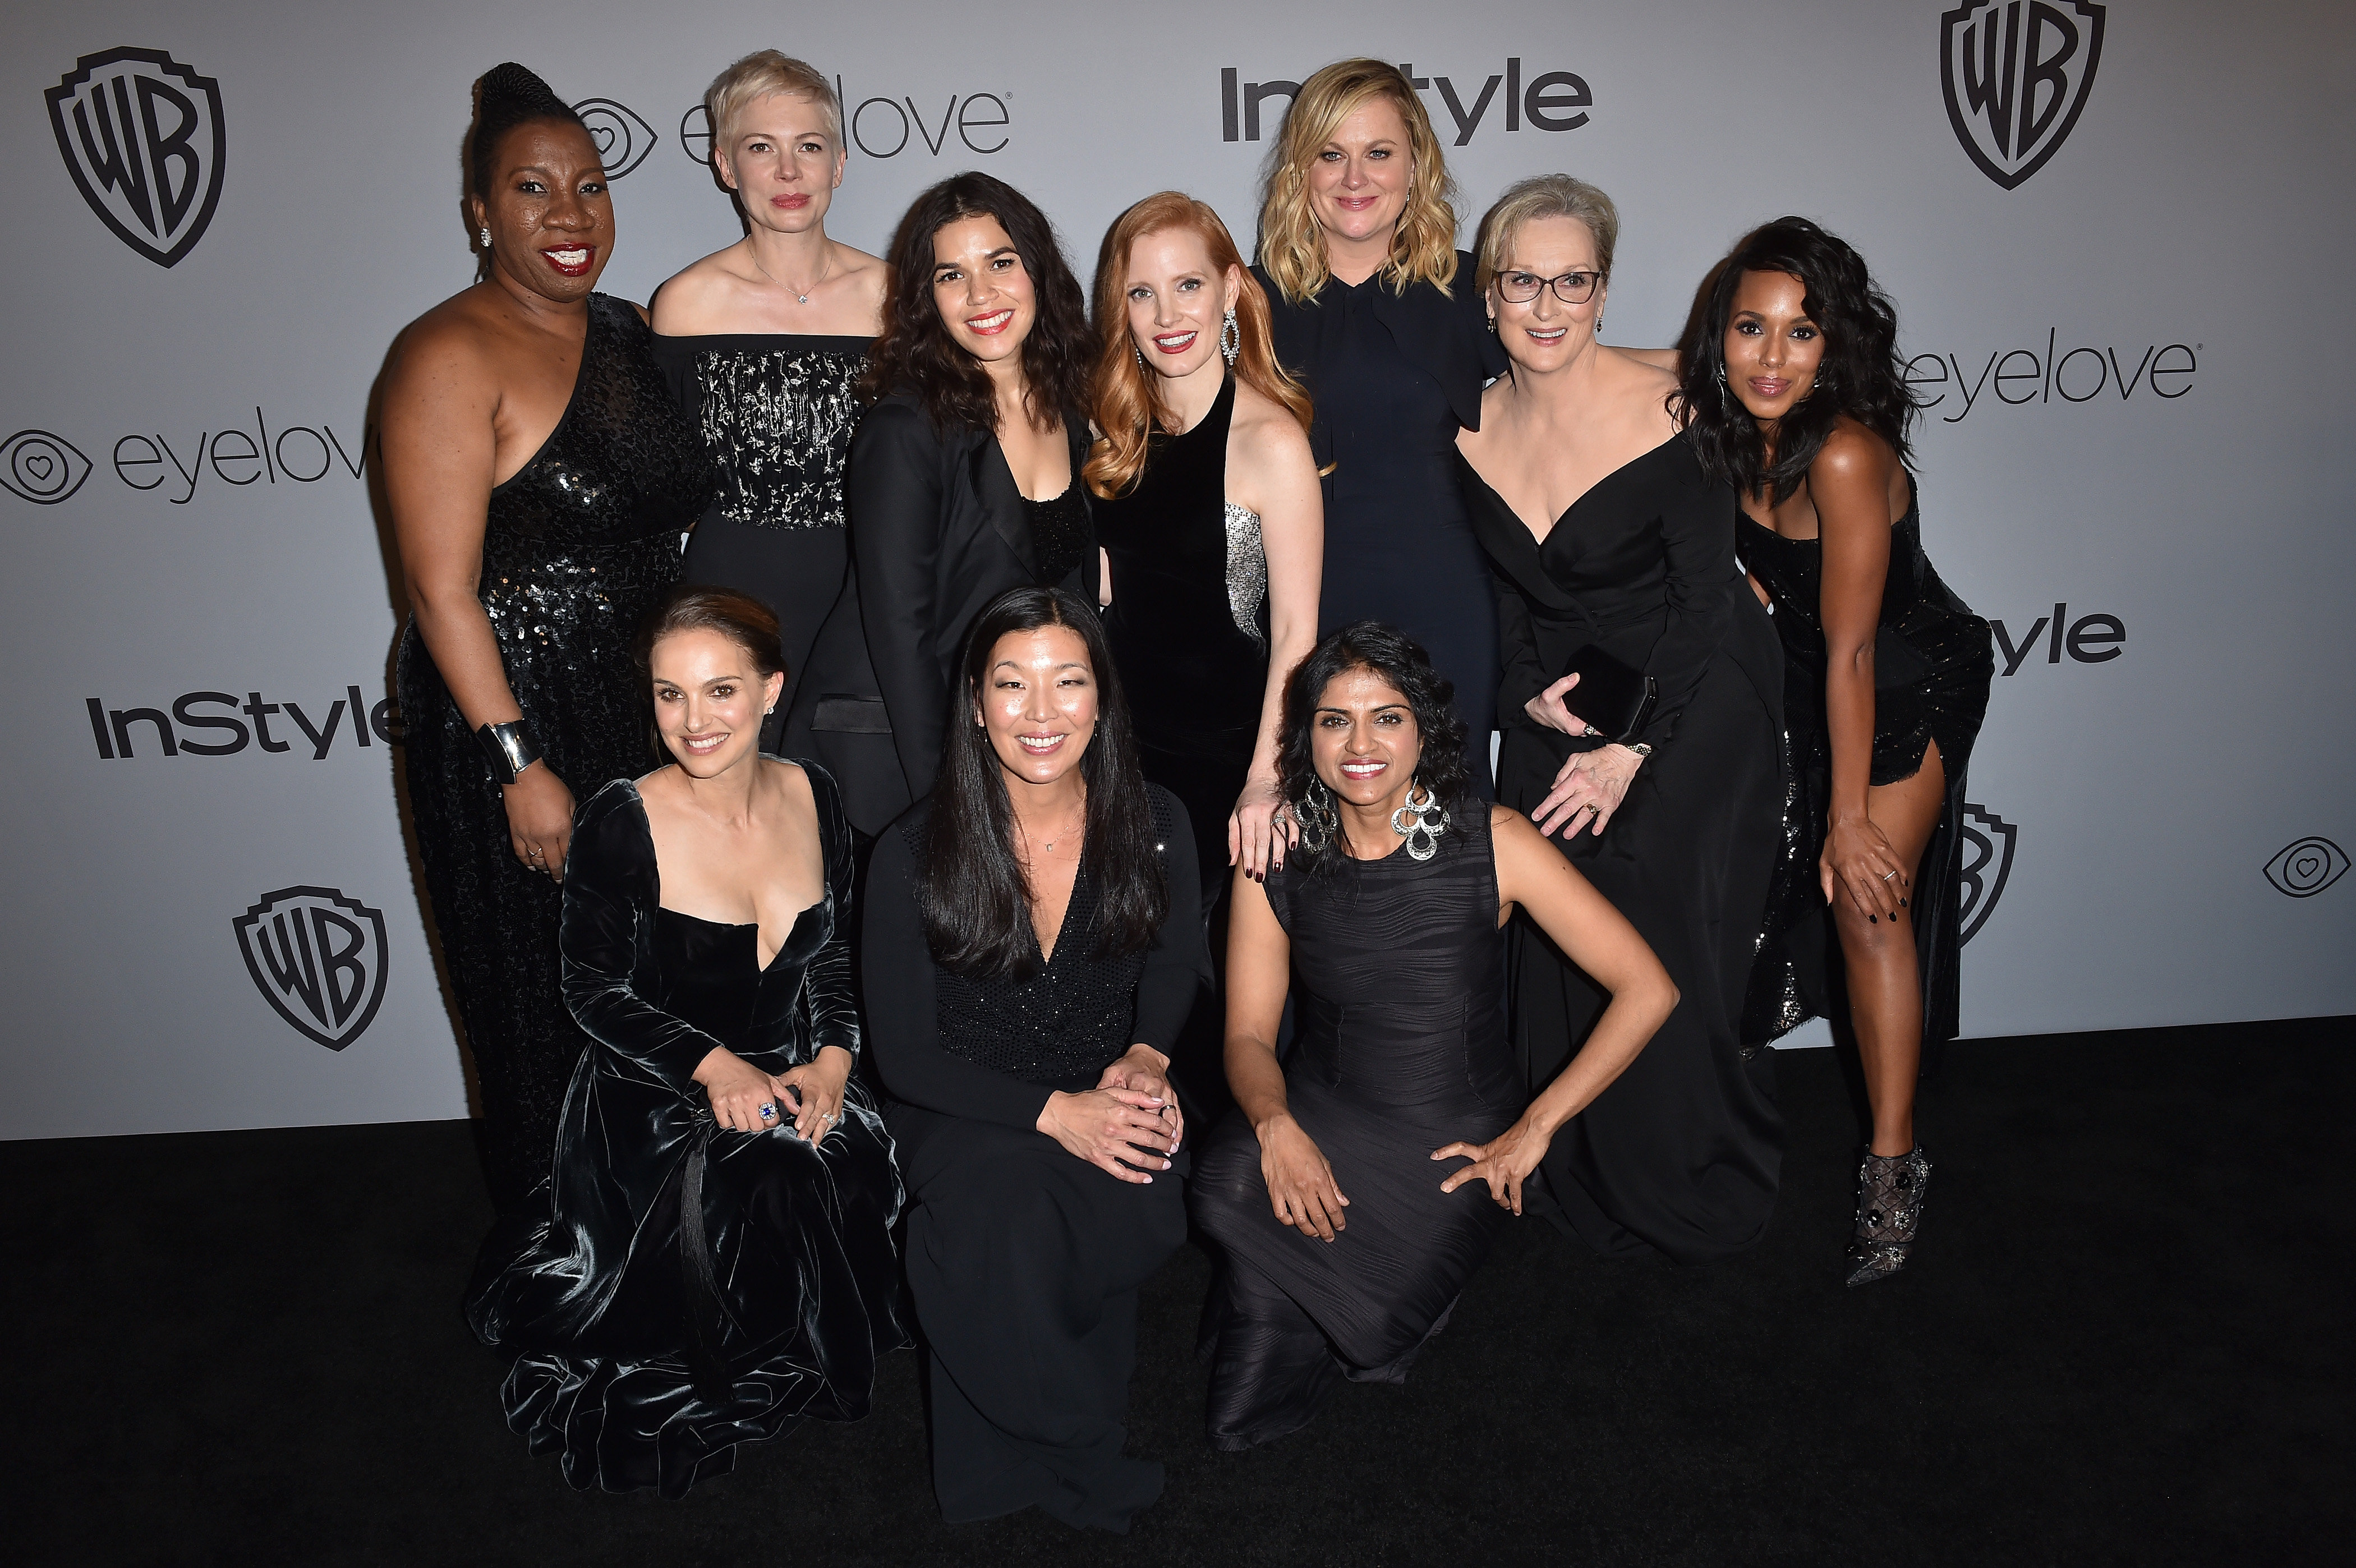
[1631,444,1738,753]
[848,401,951,802]
[800,765,861,1061]
[559,783,726,1095]
[1132,789,1206,1051]
[860,818,1056,1131]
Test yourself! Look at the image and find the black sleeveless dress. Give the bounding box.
[1738,488,1994,1046]
[1190,803,1519,1450]
[398,293,708,1214]
[655,333,867,742]
[466,767,908,1497]
[1096,374,1269,902]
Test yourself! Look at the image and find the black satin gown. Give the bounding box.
[1097,374,1268,904]
[1462,435,1787,1264]
[466,767,908,1497]
[1190,804,1519,1449]
[1260,257,1505,793]
[1738,485,1994,1046]
[397,293,707,1214]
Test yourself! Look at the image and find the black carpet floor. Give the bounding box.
[6,1017,2350,1567]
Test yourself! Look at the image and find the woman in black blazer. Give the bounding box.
[787,173,1098,834]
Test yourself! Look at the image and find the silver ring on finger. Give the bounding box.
[1881,870,1897,881]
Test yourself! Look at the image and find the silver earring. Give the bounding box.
[1220,307,1240,367]
[1134,342,1148,371]
[1294,776,1338,854]
[479,227,491,249]
[1594,314,1603,333]
[1390,780,1448,862]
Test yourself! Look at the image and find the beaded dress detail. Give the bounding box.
[668,337,864,532]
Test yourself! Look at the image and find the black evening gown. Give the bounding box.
[1190,803,1519,1449]
[1259,256,1505,793]
[1096,373,1268,904]
[863,791,1204,1532]
[654,333,867,748]
[1738,486,1994,1046]
[466,767,908,1497]
[397,293,707,1214]
[1461,435,1787,1264]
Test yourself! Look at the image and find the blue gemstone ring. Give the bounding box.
[758,1103,777,1120]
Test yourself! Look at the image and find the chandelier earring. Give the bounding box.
[1294,775,1339,854]
[1389,776,1448,862]
[1220,307,1241,367]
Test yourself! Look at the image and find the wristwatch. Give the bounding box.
[1622,742,1654,758]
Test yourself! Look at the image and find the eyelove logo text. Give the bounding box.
[234,886,388,1050]
[680,73,1010,166]
[1905,333,2194,424]
[47,47,226,267]
[0,406,366,508]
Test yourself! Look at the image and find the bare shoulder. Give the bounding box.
[650,245,757,334]
[1811,416,1896,483]
[1604,348,1680,429]
[383,289,502,403]
[1229,379,1315,465]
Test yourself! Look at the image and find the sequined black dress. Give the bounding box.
[655,333,867,736]
[466,768,908,1497]
[397,293,707,1214]
[1096,374,1269,904]
[1190,803,1519,1450]
[1738,485,1994,1046]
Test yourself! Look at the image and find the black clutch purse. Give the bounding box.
[1558,643,1657,745]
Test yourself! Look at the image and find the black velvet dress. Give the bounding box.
[862,792,1204,1532]
[466,767,908,1498]
[1259,256,1506,793]
[1097,374,1268,904]
[1190,803,1519,1450]
[1738,486,1994,1046]
[1462,435,1787,1264]
[397,293,707,1213]
[655,333,868,746]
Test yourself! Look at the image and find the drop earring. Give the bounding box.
[1389,776,1448,862]
[479,227,491,249]
[1134,342,1147,371]
[1220,307,1240,366]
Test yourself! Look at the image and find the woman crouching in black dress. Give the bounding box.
[1190,623,1676,1449]
[467,586,907,1495]
[863,586,1205,1531]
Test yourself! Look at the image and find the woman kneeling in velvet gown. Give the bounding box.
[1190,623,1676,1449]
[467,586,908,1496]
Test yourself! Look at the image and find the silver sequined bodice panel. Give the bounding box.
[1224,501,1268,648]
[692,341,866,531]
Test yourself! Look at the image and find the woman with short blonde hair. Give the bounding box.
[1252,59,1506,794]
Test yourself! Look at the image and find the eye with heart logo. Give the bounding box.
[1,429,93,505]
[569,98,657,178]
[2263,837,2349,899]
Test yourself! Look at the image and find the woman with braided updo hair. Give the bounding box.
[385,63,708,1216]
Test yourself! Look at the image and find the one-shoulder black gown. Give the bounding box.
[398,293,708,1213]
[1190,804,1519,1449]
[466,767,908,1497]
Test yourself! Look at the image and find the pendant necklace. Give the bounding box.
[752,244,831,305]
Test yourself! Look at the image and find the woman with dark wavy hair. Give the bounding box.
[1681,217,1993,1285]
[862,586,1204,1529]
[1188,622,1674,1449]
[785,173,1099,834]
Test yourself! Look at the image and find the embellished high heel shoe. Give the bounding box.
[1844,1146,1930,1287]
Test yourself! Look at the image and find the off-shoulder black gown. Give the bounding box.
[1190,802,1519,1449]
[466,766,908,1497]
[1462,435,1786,1264]
[398,293,708,1213]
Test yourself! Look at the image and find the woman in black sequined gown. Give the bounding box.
[384,66,708,1214]
[1682,219,1993,1285]
[467,588,906,1496]
[864,590,1204,1532]
[651,54,887,738]
[1191,624,1674,1450]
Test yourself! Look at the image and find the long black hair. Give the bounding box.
[919,586,1167,978]
[466,62,587,201]
[1277,621,1470,871]
[1678,217,1917,504]
[862,172,1094,435]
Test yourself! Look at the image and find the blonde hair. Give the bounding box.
[1257,59,1461,306]
[1474,174,1620,295]
[703,50,840,152]
[1084,192,1313,499]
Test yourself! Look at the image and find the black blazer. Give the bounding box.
[785,388,1097,834]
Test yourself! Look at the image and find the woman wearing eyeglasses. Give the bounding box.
[1453,177,1787,1264]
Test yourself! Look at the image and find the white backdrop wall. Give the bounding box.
[3,1,2350,1141]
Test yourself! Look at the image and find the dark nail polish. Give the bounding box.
[1868,914,1878,924]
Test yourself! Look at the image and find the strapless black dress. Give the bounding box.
[1738,487,1994,1045]
[397,293,708,1213]
[1190,802,1519,1449]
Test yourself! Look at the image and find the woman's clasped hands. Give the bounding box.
[1037,1045,1183,1183]
[694,1043,853,1141]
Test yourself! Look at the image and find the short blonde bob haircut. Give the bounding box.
[704,50,841,151]
[1257,58,1461,306]
[1474,174,1620,296]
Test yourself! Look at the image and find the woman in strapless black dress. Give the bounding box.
[652,53,888,741]
[1253,61,1506,794]
[1683,218,1993,1285]
[1457,178,1786,1265]
[467,588,906,1496]
[385,66,708,1215]
[1191,624,1673,1449]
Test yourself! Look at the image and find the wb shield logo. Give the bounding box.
[234,887,388,1050]
[1957,803,2018,944]
[47,47,226,268]
[1940,2,2104,190]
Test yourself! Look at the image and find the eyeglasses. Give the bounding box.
[1495,269,1604,305]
